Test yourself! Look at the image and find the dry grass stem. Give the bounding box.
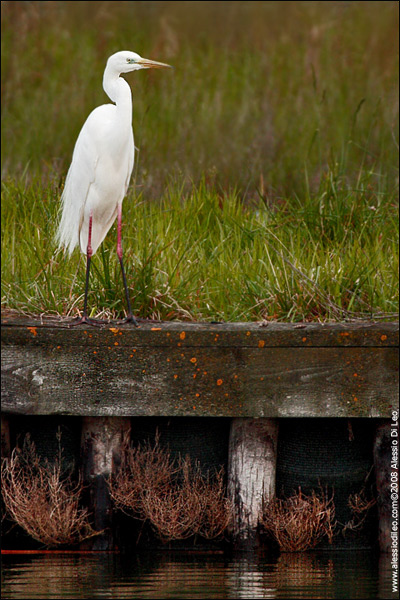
[1,435,98,547]
[261,487,336,552]
[108,434,232,542]
[108,432,179,518]
[348,491,376,516]
[341,490,377,534]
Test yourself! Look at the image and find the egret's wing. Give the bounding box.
[56,115,99,255]
[79,112,134,255]
[125,137,135,194]
[57,104,134,256]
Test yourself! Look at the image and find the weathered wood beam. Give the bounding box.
[228,418,278,549]
[80,416,131,550]
[2,320,398,417]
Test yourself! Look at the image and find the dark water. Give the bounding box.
[1,550,396,599]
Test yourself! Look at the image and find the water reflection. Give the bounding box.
[1,550,394,599]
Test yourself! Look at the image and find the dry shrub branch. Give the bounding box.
[1,434,98,546]
[261,487,336,552]
[341,489,377,535]
[108,433,232,542]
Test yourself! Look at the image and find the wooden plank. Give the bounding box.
[1,317,398,347]
[1,319,398,417]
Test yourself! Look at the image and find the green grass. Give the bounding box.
[1,1,399,321]
[1,173,398,321]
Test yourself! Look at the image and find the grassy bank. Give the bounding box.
[1,174,397,321]
[1,1,398,321]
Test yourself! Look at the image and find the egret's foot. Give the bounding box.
[69,315,106,327]
[117,313,139,327]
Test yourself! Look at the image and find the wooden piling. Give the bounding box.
[227,417,278,549]
[373,420,393,553]
[1,415,11,458]
[80,416,130,550]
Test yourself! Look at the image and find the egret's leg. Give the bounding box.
[71,212,103,327]
[117,203,138,326]
[82,221,93,317]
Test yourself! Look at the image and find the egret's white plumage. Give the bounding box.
[56,51,171,324]
[57,50,169,256]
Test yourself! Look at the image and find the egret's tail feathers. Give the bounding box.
[56,193,81,256]
[56,161,86,256]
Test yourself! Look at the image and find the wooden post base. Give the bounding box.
[228,417,278,549]
[80,416,130,550]
[1,414,11,459]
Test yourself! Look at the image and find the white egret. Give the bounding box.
[56,51,171,325]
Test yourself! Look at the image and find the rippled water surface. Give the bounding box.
[1,550,396,599]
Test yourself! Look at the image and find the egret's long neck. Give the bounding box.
[103,67,132,120]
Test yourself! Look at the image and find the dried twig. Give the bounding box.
[108,431,178,518]
[261,487,336,552]
[108,434,232,542]
[1,434,98,547]
[341,489,377,534]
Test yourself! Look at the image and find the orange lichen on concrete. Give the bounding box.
[151,327,162,331]
[258,340,265,348]
[381,335,388,341]
[109,328,119,334]
[217,379,223,386]
[179,331,186,340]
[190,357,197,363]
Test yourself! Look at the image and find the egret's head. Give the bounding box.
[107,51,171,74]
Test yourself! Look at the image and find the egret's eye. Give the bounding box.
[126,58,136,64]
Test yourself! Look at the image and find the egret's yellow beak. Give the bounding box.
[137,57,172,69]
